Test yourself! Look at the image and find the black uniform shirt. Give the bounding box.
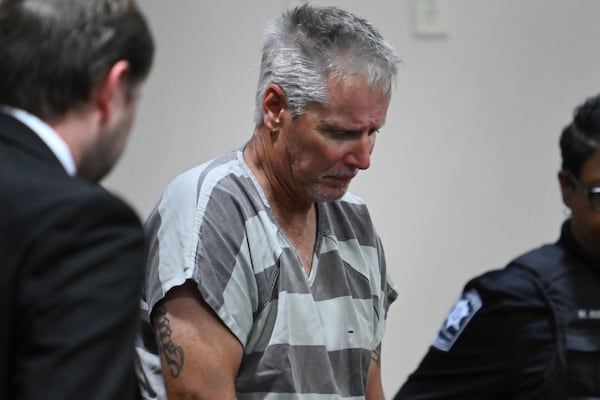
[395,221,600,400]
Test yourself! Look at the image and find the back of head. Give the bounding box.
[254,4,400,126]
[560,94,600,178]
[0,0,154,120]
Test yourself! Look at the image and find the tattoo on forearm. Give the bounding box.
[371,344,381,367]
[153,305,185,378]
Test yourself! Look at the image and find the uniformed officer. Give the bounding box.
[395,93,600,400]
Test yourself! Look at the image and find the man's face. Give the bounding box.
[78,84,140,183]
[563,148,600,260]
[273,75,390,203]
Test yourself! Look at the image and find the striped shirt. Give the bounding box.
[136,147,397,400]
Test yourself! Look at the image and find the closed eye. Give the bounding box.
[322,127,380,139]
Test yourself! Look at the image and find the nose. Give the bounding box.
[345,133,374,170]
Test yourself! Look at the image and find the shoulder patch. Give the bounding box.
[432,289,482,351]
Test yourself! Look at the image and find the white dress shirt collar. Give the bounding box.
[0,106,76,176]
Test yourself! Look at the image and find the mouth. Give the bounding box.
[327,174,356,184]
[333,176,353,183]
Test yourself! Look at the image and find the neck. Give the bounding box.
[244,130,318,275]
[49,105,100,169]
[244,128,314,218]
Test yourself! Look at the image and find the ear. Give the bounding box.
[95,60,130,124]
[262,84,286,132]
[558,170,574,207]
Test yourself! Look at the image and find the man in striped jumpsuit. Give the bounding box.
[136,4,400,399]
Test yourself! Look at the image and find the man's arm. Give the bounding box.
[152,280,243,400]
[366,343,385,400]
[394,269,557,399]
[18,193,146,399]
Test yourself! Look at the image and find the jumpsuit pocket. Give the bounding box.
[566,329,600,398]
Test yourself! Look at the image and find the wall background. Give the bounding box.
[105,1,600,397]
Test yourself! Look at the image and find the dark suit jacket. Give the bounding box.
[0,112,146,399]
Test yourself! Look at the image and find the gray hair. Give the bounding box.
[254,4,401,126]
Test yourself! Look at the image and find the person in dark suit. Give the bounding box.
[0,1,154,399]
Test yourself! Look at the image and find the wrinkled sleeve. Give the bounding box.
[143,168,259,347]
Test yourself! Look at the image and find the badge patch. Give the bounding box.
[432,289,482,351]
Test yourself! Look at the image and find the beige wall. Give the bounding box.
[105,1,600,396]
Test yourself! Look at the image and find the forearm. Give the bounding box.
[366,344,385,400]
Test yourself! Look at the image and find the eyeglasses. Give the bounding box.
[570,173,600,212]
